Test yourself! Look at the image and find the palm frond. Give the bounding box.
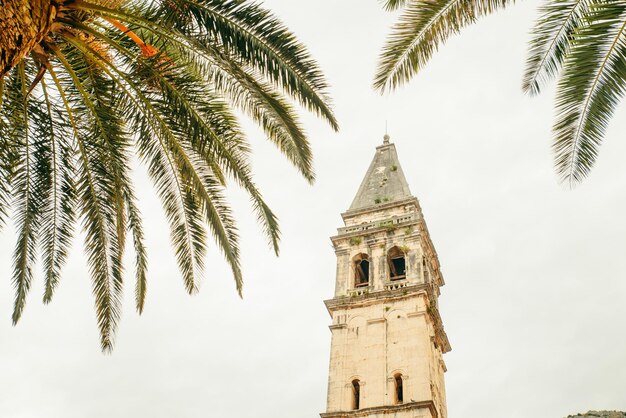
[552,0,626,185]
[165,0,338,130]
[522,0,591,95]
[77,2,320,184]
[38,77,77,303]
[9,63,42,324]
[374,0,515,91]
[384,0,411,11]
[1,0,337,351]
[100,54,205,294]
[204,49,315,184]
[51,42,128,351]
[126,192,148,313]
[74,5,286,253]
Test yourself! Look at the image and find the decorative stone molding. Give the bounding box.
[348,286,371,297]
[384,280,409,291]
[320,401,438,418]
[387,374,409,381]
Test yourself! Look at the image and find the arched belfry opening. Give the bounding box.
[387,246,406,281]
[394,374,403,404]
[353,254,370,287]
[351,379,361,410]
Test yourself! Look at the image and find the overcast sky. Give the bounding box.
[2,1,626,417]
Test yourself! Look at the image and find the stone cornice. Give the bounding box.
[331,216,419,245]
[324,283,429,312]
[341,197,420,222]
[320,400,438,418]
[324,284,451,353]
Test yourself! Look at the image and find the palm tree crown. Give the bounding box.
[0,0,337,351]
[375,0,626,185]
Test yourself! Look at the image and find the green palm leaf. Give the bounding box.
[522,0,591,95]
[0,0,337,351]
[374,0,515,92]
[166,0,338,129]
[384,0,411,11]
[36,77,77,304]
[378,0,626,184]
[553,0,626,184]
[10,63,43,324]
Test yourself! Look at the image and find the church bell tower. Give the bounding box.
[321,135,451,418]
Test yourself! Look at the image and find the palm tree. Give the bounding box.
[0,0,337,351]
[375,0,626,185]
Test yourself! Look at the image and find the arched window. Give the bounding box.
[353,254,370,287]
[394,374,403,404]
[351,379,361,410]
[387,247,406,281]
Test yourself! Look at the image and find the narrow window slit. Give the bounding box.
[352,379,360,410]
[394,374,403,404]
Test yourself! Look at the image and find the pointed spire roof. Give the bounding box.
[348,135,412,212]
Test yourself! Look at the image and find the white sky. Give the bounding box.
[2,1,626,417]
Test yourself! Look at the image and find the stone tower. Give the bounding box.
[321,136,451,418]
